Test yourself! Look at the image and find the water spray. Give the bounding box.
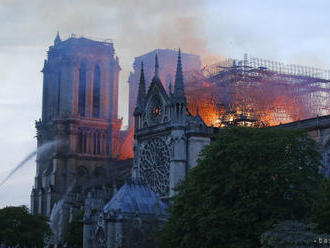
[0,140,58,188]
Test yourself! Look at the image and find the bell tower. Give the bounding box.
[31,34,122,216]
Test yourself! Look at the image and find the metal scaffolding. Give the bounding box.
[185,54,330,127]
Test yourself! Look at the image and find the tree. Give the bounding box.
[0,205,50,247]
[312,178,330,233]
[64,209,84,248]
[159,127,324,248]
[260,221,322,248]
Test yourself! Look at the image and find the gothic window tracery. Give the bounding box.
[93,65,101,118]
[138,137,170,197]
[77,166,89,178]
[78,62,87,116]
[57,70,61,115]
[147,95,163,124]
[95,228,106,248]
[78,129,87,153]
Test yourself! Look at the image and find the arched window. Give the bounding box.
[78,62,87,116]
[77,166,89,178]
[97,133,101,154]
[57,71,61,115]
[93,65,101,118]
[78,130,87,153]
[95,228,106,248]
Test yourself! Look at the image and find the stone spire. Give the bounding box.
[173,49,186,102]
[155,53,159,77]
[151,53,162,85]
[54,32,61,46]
[134,62,146,114]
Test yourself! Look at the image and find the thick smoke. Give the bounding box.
[1,0,222,65]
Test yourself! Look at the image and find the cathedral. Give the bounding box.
[31,34,213,247]
[31,34,330,247]
[82,51,214,247]
[132,51,213,199]
[31,33,124,217]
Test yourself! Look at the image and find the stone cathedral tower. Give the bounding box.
[31,34,122,216]
[133,50,213,200]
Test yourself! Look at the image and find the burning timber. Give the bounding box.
[185,54,330,127]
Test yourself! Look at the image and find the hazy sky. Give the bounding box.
[1,0,330,208]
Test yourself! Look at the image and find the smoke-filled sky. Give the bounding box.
[1,0,330,208]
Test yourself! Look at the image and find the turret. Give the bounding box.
[54,32,61,46]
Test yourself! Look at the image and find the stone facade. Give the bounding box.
[132,51,213,199]
[280,115,330,177]
[82,51,212,248]
[31,34,122,217]
[83,180,167,248]
[128,49,201,128]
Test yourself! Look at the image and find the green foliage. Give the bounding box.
[64,209,84,248]
[260,221,320,248]
[312,178,330,233]
[0,205,50,247]
[159,127,324,248]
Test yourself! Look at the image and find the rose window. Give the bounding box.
[139,137,170,197]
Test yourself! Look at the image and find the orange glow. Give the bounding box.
[185,67,330,127]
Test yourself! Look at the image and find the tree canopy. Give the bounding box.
[64,209,84,248]
[159,127,324,248]
[312,177,330,233]
[0,205,50,247]
[260,221,328,248]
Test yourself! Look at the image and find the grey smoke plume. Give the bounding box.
[0,141,57,188]
[1,0,223,65]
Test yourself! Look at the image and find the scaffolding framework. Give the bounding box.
[186,54,330,127]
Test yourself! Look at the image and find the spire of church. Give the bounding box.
[54,32,61,46]
[135,62,146,113]
[151,53,162,85]
[155,53,159,77]
[174,49,185,98]
[169,82,172,95]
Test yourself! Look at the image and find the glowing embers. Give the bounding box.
[215,111,260,128]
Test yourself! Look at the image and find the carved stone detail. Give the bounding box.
[138,137,170,197]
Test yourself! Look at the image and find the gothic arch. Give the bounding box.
[76,166,89,179]
[95,227,106,248]
[93,64,101,118]
[57,70,61,115]
[78,62,87,116]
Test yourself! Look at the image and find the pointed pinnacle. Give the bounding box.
[174,48,184,97]
[155,54,159,77]
[136,61,146,109]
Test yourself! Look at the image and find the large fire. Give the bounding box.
[185,64,330,127]
[120,57,330,160]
